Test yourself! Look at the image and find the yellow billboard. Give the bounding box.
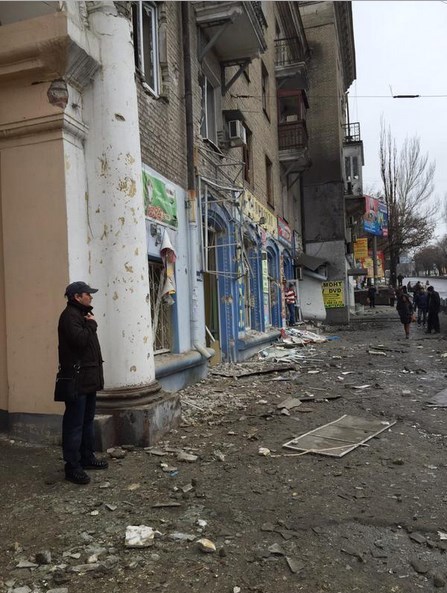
[322,280,345,309]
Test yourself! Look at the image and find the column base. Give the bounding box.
[96,381,162,409]
[94,392,182,450]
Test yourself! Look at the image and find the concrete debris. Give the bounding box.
[268,543,285,555]
[197,538,216,553]
[277,397,302,411]
[107,448,127,459]
[125,525,159,548]
[409,533,426,544]
[410,557,429,574]
[258,447,271,456]
[160,462,178,472]
[15,560,38,568]
[177,451,198,462]
[169,532,196,542]
[438,531,447,540]
[286,556,305,574]
[368,350,387,356]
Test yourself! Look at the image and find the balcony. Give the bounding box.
[343,122,361,143]
[278,120,311,173]
[194,1,267,63]
[275,38,308,90]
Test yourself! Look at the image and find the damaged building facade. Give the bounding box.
[0,0,362,445]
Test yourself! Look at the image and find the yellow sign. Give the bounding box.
[322,280,345,309]
[354,238,368,259]
[243,189,277,237]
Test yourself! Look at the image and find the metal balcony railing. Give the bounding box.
[275,38,303,68]
[278,120,308,151]
[343,122,361,143]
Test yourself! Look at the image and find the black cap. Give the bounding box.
[65,281,98,297]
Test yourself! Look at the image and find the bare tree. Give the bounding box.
[414,245,443,276]
[379,120,437,285]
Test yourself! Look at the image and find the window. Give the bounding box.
[242,125,252,184]
[133,2,160,96]
[261,61,269,118]
[352,156,359,179]
[345,156,351,180]
[265,156,273,207]
[345,156,359,181]
[148,259,172,353]
[200,76,218,144]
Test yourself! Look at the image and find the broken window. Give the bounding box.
[132,2,160,96]
[148,259,172,353]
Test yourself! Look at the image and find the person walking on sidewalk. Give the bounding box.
[426,286,441,334]
[367,284,377,308]
[396,289,414,339]
[284,282,297,326]
[58,281,108,485]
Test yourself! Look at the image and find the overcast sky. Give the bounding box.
[350,0,447,238]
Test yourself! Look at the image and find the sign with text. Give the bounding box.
[354,237,368,260]
[322,280,345,309]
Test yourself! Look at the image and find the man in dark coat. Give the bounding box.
[426,286,441,334]
[58,281,108,484]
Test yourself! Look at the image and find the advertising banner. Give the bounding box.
[277,217,292,247]
[143,170,178,228]
[354,237,368,260]
[322,280,345,309]
[363,196,387,237]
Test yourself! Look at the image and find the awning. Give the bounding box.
[296,253,328,272]
[348,268,368,276]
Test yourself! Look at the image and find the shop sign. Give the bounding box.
[354,237,368,259]
[277,217,292,247]
[322,280,345,309]
[243,190,277,237]
[143,169,178,228]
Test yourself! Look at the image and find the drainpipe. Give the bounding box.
[182,2,212,361]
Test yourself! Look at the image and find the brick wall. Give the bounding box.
[137,2,187,189]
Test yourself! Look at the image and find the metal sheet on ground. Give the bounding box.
[283,414,395,457]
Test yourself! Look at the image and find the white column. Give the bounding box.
[83,2,155,395]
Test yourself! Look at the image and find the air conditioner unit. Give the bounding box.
[228,120,247,147]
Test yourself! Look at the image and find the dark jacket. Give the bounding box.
[58,300,104,394]
[416,292,428,312]
[427,290,441,314]
[396,295,413,324]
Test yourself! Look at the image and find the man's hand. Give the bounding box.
[85,313,95,322]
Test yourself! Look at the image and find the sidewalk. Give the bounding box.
[1,313,447,593]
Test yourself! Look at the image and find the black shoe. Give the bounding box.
[65,468,91,485]
[81,457,109,470]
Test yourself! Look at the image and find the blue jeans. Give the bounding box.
[62,393,97,470]
[287,303,296,325]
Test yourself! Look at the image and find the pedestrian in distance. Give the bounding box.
[367,284,377,308]
[58,281,108,485]
[388,285,396,308]
[415,287,428,327]
[396,289,414,339]
[397,273,404,288]
[426,285,441,334]
[284,282,297,326]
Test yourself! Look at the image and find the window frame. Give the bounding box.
[133,1,160,97]
[265,155,274,208]
[242,124,252,184]
[200,75,219,145]
[261,61,270,119]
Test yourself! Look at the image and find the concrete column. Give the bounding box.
[84,3,158,404]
